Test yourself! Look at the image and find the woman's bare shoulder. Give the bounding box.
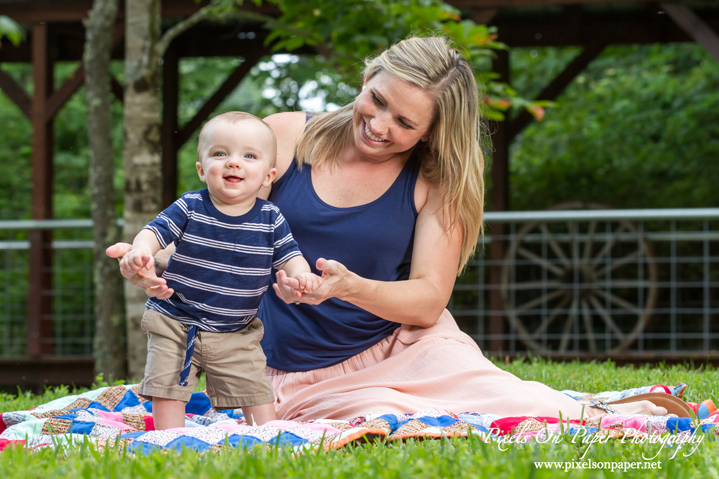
[264,112,309,179]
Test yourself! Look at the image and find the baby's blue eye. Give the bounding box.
[245,153,257,159]
[214,151,226,157]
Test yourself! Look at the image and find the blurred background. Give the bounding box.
[0,0,716,388]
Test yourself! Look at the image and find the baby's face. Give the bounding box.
[196,119,276,208]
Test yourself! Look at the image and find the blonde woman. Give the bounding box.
[110,36,673,421]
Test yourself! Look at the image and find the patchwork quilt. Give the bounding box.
[1,383,716,454]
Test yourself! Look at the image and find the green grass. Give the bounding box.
[1,359,717,478]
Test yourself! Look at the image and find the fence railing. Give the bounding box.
[451,206,719,358]
[1,208,718,360]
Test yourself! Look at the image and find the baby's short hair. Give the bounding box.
[197,111,277,166]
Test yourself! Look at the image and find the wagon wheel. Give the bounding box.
[500,202,658,354]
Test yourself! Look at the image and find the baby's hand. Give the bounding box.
[119,247,154,274]
[295,272,323,294]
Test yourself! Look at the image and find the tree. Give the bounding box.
[85,0,125,378]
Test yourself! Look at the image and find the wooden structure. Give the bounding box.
[0,0,718,385]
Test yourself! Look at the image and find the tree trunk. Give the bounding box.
[123,0,162,379]
[84,0,126,379]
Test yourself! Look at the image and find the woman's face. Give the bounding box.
[352,71,435,162]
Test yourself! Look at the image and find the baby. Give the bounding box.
[120,112,321,429]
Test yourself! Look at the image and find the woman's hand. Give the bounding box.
[272,258,351,305]
[105,242,174,299]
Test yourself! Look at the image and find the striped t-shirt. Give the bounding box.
[144,188,302,332]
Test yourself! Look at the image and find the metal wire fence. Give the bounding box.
[0,221,95,357]
[1,208,718,359]
[451,207,719,358]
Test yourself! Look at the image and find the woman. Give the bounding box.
[110,36,669,421]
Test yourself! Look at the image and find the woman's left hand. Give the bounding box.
[272,258,351,305]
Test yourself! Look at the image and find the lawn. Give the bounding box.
[0,358,716,478]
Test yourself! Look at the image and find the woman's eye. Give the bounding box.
[372,93,383,106]
[399,120,412,129]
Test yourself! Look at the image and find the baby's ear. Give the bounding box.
[263,167,277,187]
[196,161,205,182]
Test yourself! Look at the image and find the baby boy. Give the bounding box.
[120,112,321,429]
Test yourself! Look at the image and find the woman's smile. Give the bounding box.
[363,120,388,143]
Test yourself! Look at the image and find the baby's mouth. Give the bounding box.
[224,175,242,183]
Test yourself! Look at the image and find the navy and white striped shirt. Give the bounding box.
[144,188,302,332]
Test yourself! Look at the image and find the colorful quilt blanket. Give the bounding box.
[0,383,716,454]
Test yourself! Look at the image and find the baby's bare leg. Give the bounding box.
[153,397,186,430]
[242,403,276,425]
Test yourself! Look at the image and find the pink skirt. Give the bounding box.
[266,309,587,421]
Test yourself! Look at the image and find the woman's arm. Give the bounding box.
[106,242,176,299]
[275,182,463,328]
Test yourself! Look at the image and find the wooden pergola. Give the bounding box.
[1,0,718,384]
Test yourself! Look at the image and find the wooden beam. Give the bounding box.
[162,45,180,208]
[662,3,719,63]
[176,46,268,148]
[471,8,499,25]
[490,8,718,47]
[449,0,654,7]
[28,23,54,357]
[0,67,32,118]
[0,357,95,389]
[44,22,125,120]
[509,43,605,140]
[2,8,719,63]
[45,66,86,121]
[2,0,279,24]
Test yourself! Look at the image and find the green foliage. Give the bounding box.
[0,16,23,47]
[509,44,719,210]
[267,0,528,117]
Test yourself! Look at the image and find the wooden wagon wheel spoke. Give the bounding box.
[540,224,571,268]
[501,202,658,355]
[581,299,597,353]
[588,295,626,340]
[595,248,642,277]
[516,247,565,276]
[530,294,571,340]
[569,221,579,267]
[508,280,561,291]
[558,297,579,353]
[594,289,642,315]
[583,220,597,261]
[591,223,627,265]
[515,288,566,312]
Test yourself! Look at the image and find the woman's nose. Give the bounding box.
[370,113,389,134]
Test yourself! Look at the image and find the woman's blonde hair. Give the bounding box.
[295,36,484,273]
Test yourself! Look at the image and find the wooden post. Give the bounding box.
[161,45,180,208]
[488,49,510,354]
[28,24,54,357]
[662,3,719,62]
[509,44,605,140]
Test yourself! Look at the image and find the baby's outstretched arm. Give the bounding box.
[278,256,323,297]
[120,229,163,274]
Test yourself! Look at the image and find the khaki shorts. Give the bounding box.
[137,308,275,409]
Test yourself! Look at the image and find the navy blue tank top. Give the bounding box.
[259,138,421,372]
